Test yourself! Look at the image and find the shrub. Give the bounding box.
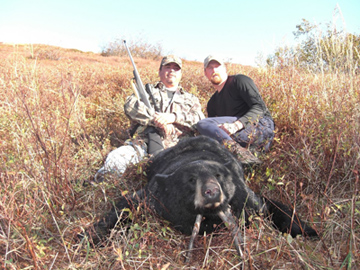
[101,36,163,60]
[267,7,360,75]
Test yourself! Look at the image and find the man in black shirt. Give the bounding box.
[197,55,275,164]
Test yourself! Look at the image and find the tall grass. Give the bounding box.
[0,42,359,269]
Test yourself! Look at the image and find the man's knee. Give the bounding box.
[104,144,145,174]
[196,118,212,132]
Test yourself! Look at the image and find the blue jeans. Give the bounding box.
[196,116,275,152]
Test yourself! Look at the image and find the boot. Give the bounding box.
[223,140,262,165]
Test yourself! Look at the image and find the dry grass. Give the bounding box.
[0,43,359,269]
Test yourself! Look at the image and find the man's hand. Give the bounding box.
[153,112,177,137]
[219,121,243,135]
[162,124,176,137]
[153,112,176,128]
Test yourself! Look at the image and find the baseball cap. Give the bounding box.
[204,55,224,69]
[160,55,182,69]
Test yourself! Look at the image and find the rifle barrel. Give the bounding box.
[123,40,152,109]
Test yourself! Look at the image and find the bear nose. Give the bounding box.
[204,186,219,199]
[203,182,220,200]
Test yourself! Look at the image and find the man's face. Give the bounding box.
[204,60,227,85]
[159,63,182,88]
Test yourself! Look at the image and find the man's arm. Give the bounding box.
[235,75,268,127]
[124,94,155,126]
[153,112,176,127]
[220,120,244,135]
[124,87,176,135]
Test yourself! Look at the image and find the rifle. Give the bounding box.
[123,40,164,155]
[123,40,152,109]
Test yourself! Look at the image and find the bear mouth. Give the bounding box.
[204,201,221,208]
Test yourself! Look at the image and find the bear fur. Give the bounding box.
[87,136,317,248]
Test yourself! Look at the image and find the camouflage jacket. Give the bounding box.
[124,82,205,148]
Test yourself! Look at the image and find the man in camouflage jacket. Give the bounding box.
[95,55,204,181]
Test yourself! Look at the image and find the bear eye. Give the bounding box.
[189,177,196,183]
[215,173,221,179]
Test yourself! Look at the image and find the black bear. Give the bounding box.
[86,136,317,260]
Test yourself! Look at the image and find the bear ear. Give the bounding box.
[223,160,243,174]
[223,161,234,170]
[223,161,231,166]
[152,173,171,184]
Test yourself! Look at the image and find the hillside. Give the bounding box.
[0,43,359,269]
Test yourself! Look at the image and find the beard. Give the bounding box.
[210,73,223,85]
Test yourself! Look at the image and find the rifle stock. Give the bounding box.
[123,40,152,109]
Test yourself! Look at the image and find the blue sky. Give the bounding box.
[1,0,359,66]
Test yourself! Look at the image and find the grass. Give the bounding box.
[0,43,359,269]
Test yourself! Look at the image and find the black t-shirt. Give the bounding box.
[207,74,272,127]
